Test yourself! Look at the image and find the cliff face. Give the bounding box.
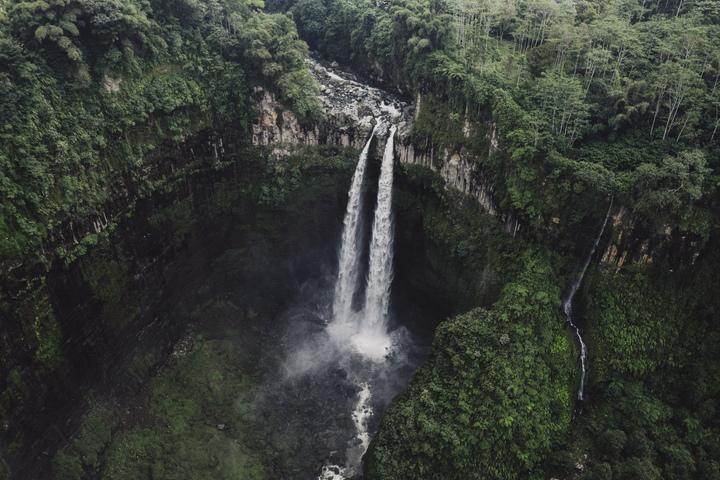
[0,141,359,478]
[251,59,705,269]
[599,207,705,270]
[394,117,500,217]
[252,59,501,219]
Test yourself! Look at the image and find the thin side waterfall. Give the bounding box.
[332,123,380,323]
[562,196,614,402]
[364,126,397,329]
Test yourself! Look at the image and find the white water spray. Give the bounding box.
[320,126,399,480]
[332,123,380,323]
[562,197,613,401]
[363,125,397,330]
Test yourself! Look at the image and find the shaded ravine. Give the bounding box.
[562,197,614,402]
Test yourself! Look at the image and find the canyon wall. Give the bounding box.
[252,59,502,220]
[253,59,704,269]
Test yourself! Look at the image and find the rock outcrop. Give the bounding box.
[394,126,499,217]
[599,207,704,270]
[252,59,409,149]
[252,56,704,265]
[252,57,501,217]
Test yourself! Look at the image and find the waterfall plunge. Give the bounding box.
[562,197,613,401]
[329,125,396,361]
[332,123,380,324]
[322,125,399,480]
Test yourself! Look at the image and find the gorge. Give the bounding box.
[2,1,720,480]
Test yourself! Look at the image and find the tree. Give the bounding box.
[367,252,574,480]
[514,0,575,53]
[533,70,590,147]
[9,0,85,62]
[290,0,328,47]
[632,150,709,218]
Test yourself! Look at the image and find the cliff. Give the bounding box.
[251,59,502,221]
[250,58,708,270]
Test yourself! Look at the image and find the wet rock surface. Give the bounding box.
[251,55,502,218]
[252,57,412,150]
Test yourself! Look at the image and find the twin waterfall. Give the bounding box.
[331,123,397,359]
[562,197,613,402]
[331,123,380,324]
[321,123,397,480]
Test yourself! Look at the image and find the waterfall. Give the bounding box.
[562,197,614,401]
[328,123,395,360]
[322,125,399,480]
[364,126,397,329]
[332,123,380,323]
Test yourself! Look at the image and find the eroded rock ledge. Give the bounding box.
[251,58,501,218]
[252,56,702,268]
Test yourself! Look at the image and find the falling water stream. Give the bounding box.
[332,123,381,323]
[318,126,400,479]
[18,58,428,480]
[363,125,397,331]
[562,197,614,402]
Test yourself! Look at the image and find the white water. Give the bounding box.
[352,383,373,451]
[320,126,399,480]
[332,123,380,324]
[329,126,397,360]
[345,381,374,471]
[363,125,397,330]
[318,465,346,480]
[562,197,613,401]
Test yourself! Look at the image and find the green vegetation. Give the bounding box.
[263,1,720,478]
[41,147,356,478]
[52,339,270,480]
[585,272,679,380]
[549,244,720,480]
[271,0,719,235]
[101,338,269,480]
[2,0,720,479]
[53,399,117,479]
[394,163,516,310]
[367,251,574,479]
[23,284,63,370]
[81,249,139,329]
[0,142,355,474]
[0,2,322,469]
[0,0,319,271]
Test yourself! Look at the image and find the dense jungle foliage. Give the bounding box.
[0,0,320,475]
[43,146,360,480]
[367,249,576,479]
[0,0,318,271]
[260,0,720,478]
[270,0,720,237]
[2,0,720,479]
